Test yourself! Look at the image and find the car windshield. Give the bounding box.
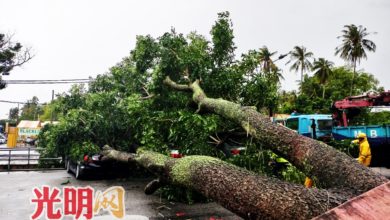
[286,118,299,130]
[317,119,332,130]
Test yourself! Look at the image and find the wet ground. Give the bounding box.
[0,170,240,220]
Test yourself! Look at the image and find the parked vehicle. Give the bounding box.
[332,125,390,167]
[24,137,36,146]
[285,113,390,167]
[331,91,390,127]
[0,133,6,144]
[331,92,390,167]
[220,143,246,157]
[285,114,333,140]
[66,154,129,179]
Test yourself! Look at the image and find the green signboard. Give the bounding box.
[18,128,41,136]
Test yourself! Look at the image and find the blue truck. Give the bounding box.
[285,114,333,139]
[285,114,390,167]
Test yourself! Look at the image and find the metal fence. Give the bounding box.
[0,147,64,171]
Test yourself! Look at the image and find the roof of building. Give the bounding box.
[314,181,390,219]
[17,120,41,128]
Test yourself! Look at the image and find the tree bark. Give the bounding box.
[163,76,388,194]
[101,146,348,220]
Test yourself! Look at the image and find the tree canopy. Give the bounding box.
[35,13,384,204]
[335,24,376,95]
[287,46,314,84]
[36,13,301,199]
[0,33,33,89]
[280,66,382,114]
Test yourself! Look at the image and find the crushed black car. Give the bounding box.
[65,154,129,179]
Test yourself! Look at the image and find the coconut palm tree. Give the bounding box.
[269,67,284,82]
[335,24,376,96]
[258,46,277,74]
[286,46,314,84]
[312,58,334,98]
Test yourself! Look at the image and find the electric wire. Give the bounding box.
[3,78,93,84]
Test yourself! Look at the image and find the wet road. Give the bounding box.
[0,170,240,220]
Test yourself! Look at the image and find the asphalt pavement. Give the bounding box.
[0,170,240,220]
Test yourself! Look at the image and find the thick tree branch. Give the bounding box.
[163,77,388,193]
[163,76,193,91]
[101,146,348,219]
[102,145,135,163]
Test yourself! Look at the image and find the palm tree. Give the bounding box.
[268,67,284,83]
[312,58,334,98]
[258,46,277,74]
[335,24,376,96]
[286,46,314,84]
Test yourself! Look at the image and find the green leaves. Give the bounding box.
[37,12,326,188]
[287,46,314,83]
[69,141,100,161]
[0,33,33,78]
[335,24,376,65]
[335,24,377,95]
[210,11,236,68]
[19,96,43,120]
[131,35,159,74]
[280,66,381,114]
[167,111,219,156]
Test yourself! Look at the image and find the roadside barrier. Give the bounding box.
[0,147,63,171]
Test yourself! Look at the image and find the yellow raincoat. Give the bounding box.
[352,133,371,166]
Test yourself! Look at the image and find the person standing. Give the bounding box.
[352,133,372,166]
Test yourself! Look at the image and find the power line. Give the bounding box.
[3,78,93,84]
[5,78,91,82]
[0,100,29,104]
[0,100,26,104]
[0,100,48,105]
[6,81,90,84]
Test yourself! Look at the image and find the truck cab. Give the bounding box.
[285,114,333,139]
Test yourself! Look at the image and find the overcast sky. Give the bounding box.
[1,0,389,119]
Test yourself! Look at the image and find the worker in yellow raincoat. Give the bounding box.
[304,177,313,188]
[352,133,371,167]
[304,133,372,188]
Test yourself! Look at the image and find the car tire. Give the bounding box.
[66,160,72,173]
[75,164,84,179]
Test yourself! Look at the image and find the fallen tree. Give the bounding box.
[102,146,348,220]
[163,76,388,193]
[101,78,388,219]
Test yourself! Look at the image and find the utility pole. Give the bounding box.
[50,90,54,123]
[17,103,19,122]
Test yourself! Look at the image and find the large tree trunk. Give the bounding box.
[163,76,388,194]
[102,146,348,220]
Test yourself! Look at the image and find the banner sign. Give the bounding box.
[18,128,41,136]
